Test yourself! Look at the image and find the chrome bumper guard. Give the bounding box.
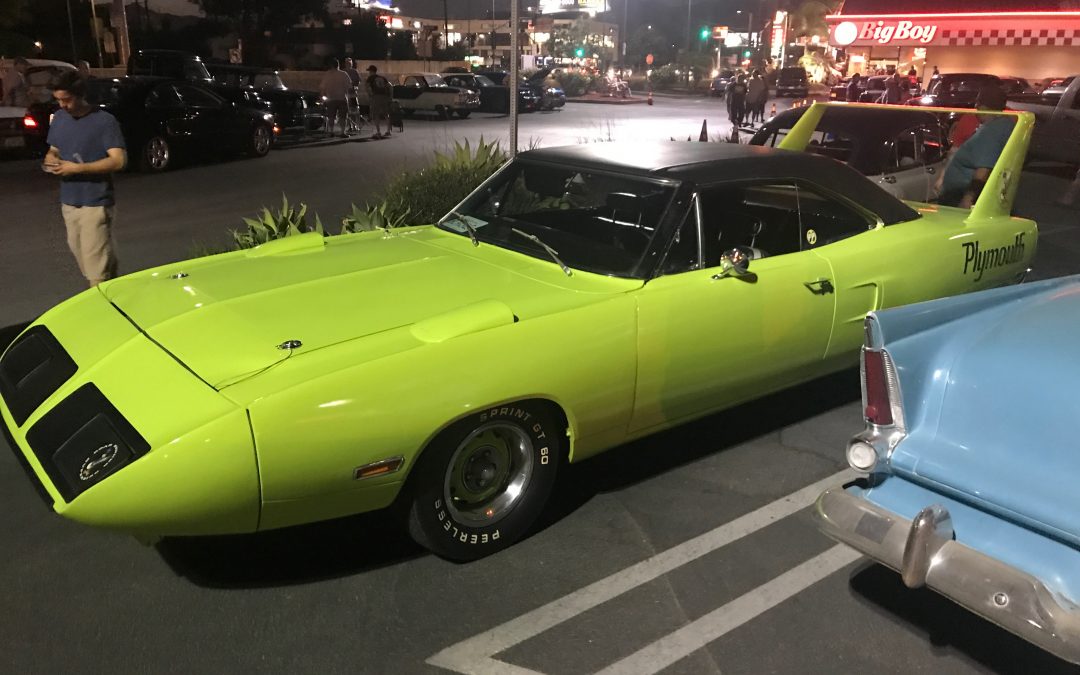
[815,486,1080,665]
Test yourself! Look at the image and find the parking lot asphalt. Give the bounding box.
[2,96,1080,674]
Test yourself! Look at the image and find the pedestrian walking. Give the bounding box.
[366,65,394,139]
[320,58,353,137]
[747,70,768,124]
[727,73,748,128]
[41,70,126,287]
[1,56,30,107]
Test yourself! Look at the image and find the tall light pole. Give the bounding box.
[89,0,105,68]
[510,0,519,156]
[685,0,692,54]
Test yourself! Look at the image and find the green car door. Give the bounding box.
[631,182,842,432]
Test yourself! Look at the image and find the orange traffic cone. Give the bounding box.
[647,90,654,105]
[698,119,709,142]
[770,102,777,117]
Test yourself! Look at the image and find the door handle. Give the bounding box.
[926,166,936,174]
[882,175,897,184]
[804,278,834,295]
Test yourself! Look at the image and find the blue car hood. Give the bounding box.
[888,280,1080,543]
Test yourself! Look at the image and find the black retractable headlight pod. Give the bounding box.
[0,326,78,427]
[25,384,150,503]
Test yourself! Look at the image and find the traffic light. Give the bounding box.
[574,47,585,57]
[699,26,710,41]
[743,50,752,57]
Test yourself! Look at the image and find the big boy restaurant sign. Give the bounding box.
[828,12,1080,48]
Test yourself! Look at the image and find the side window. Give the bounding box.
[920,124,946,164]
[795,185,874,247]
[805,129,855,164]
[148,84,182,107]
[176,85,222,107]
[658,201,701,275]
[404,76,423,87]
[887,128,921,170]
[697,183,804,266]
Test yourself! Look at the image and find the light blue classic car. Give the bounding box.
[814,275,1080,664]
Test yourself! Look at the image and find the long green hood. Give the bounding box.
[101,228,638,388]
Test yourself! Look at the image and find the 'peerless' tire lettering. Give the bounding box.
[407,402,562,561]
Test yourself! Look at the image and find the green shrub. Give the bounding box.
[555,71,593,97]
[378,138,507,226]
[648,64,681,89]
[231,194,324,249]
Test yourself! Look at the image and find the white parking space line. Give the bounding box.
[427,469,857,675]
[595,544,862,675]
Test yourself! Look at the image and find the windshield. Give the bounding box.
[438,160,677,277]
[474,75,496,87]
[424,74,447,87]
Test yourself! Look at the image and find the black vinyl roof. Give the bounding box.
[520,142,921,225]
[837,0,1071,13]
[752,106,944,176]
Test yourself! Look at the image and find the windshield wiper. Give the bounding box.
[441,209,479,246]
[511,227,572,277]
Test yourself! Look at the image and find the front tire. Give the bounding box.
[455,109,472,119]
[141,135,171,172]
[408,403,561,561]
[435,104,450,120]
[249,124,272,157]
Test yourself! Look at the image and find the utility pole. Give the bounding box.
[65,0,78,63]
[442,0,449,50]
[685,0,692,54]
[510,0,519,156]
[89,0,105,68]
[621,0,627,68]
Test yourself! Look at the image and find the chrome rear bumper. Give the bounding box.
[815,486,1080,665]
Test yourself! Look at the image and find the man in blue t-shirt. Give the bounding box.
[43,70,126,287]
[939,84,1014,209]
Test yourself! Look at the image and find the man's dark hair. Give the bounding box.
[49,69,87,97]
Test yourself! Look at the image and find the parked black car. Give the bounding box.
[206,63,327,137]
[907,73,1001,108]
[128,49,214,83]
[440,72,536,113]
[86,77,276,172]
[478,70,566,111]
[775,67,809,97]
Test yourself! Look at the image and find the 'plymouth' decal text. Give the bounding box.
[963,233,1025,282]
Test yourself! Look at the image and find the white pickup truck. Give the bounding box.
[1008,75,1080,165]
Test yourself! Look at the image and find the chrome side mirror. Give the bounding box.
[713,248,750,279]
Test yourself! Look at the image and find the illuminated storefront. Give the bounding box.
[827,1,1080,85]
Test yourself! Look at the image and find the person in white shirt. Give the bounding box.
[320,58,354,137]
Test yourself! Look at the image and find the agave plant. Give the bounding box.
[231,194,324,250]
[431,137,507,176]
[340,202,411,234]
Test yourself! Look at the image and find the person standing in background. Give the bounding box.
[938,84,1013,208]
[41,70,126,287]
[727,73,748,128]
[846,72,862,101]
[747,70,768,124]
[366,65,394,139]
[320,58,353,137]
[1,56,30,107]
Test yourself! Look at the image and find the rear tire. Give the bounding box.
[407,402,561,561]
[455,109,471,119]
[435,105,449,121]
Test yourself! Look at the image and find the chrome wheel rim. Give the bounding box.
[253,126,270,154]
[147,138,168,169]
[444,422,533,526]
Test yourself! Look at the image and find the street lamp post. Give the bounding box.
[64,0,78,63]
[685,0,692,54]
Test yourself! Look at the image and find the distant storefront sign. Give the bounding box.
[770,11,787,59]
[538,0,605,15]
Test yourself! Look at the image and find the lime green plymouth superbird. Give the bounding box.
[0,104,1037,560]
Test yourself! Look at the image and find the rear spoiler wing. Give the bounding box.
[777,102,1034,222]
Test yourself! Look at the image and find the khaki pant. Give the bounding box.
[61,204,117,286]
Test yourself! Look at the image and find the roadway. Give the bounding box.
[1,95,1079,674]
